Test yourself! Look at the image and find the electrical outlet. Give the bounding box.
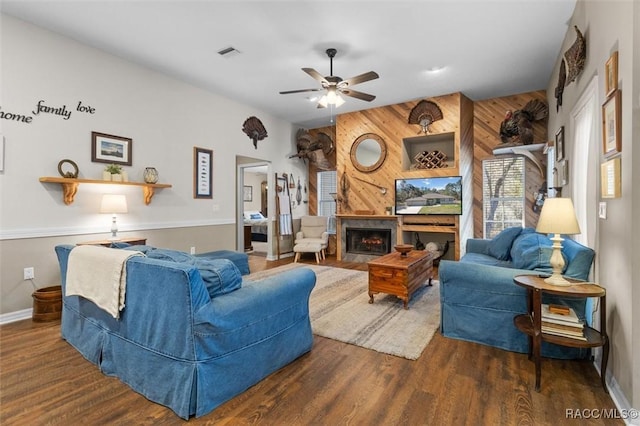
[23,267,34,280]
[190,247,196,255]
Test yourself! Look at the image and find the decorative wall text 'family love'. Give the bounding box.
[0,100,97,124]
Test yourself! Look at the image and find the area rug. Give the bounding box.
[245,263,440,360]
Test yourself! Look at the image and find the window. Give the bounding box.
[482,157,525,238]
[317,170,337,233]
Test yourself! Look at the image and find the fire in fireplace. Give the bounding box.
[346,228,392,256]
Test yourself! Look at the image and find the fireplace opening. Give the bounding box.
[346,228,392,256]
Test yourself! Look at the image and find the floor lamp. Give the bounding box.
[535,197,581,286]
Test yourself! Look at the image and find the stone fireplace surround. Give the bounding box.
[337,215,400,263]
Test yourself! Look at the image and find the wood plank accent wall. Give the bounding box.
[303,90,548,255]
[472,91,548,238]
[306,126,337,216]
[333,92,473,260]
[335,92,469,214]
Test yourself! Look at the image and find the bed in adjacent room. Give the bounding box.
[243,211,268,242]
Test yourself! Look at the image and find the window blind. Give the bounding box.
[482,157,525,238]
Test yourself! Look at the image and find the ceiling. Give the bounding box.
[1,0,576,129]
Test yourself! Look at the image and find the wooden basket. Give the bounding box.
[32,285,62,322]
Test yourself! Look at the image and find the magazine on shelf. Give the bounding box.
[540,316,585,328]
[541,320,583,332]
[542,324,584,336]
[542,327,587,341]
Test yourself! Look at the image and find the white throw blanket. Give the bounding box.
[66,245,145,319]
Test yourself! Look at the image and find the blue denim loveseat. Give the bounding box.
[55,244,316,419]
[439,227,595,359]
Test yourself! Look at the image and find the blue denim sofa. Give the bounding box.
[439,227,595,359]
[55,244,316,419]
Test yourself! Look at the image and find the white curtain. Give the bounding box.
[570,76,598,248]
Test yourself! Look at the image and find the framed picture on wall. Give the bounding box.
[193,147,213,199]
[601,157,621,198]
[91,132,132,166]
[560,160,569,186]
[604,51,618,98]
[555,126,565,162]
[243,185,252,202]
[602,90,621,157]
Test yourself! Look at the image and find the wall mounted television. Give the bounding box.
[395,176,462,215]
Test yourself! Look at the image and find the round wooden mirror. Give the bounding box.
[350,133,387,172]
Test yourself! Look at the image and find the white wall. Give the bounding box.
[546,0,639,411]
[0,15,306,314]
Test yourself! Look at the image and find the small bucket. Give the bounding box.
[32,285,62,322]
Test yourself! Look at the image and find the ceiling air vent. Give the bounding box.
[217,47,241,58]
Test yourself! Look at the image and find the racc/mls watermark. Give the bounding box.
[566,408,638,420]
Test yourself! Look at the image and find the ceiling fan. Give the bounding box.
[279,48,379,108]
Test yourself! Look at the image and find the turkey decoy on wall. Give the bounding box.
[242,116,268,149]
[408,100,443,134]
[498,99,549,145]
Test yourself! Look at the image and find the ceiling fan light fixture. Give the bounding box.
[318,88,345,108]
[326,88,338,104]
[281,48,378,109]
[318,91,344,108]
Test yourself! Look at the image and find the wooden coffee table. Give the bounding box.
[367,250,433,309]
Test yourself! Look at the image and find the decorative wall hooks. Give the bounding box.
[242,116,268,149]
[408,100,443,134]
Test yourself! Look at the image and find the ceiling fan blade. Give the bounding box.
[279,88,323,95]
[302,68,328,84]
[340,89,376,102]
[341,71,379,87]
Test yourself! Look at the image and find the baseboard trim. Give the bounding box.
[0,308,32,325]
[594,358,639,425]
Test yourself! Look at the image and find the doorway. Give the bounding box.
[237,160,271,257]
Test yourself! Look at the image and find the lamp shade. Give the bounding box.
[100,194,128,214]
[318,89,345,108]
[536,197,580,235]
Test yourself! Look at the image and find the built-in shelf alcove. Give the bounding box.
[402,132,456,171]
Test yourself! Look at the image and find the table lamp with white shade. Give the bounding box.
[100,194,128,240]
[535,197,581,286]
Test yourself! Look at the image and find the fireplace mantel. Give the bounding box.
[336,214,399,220]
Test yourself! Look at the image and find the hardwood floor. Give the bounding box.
[0,254,621,425]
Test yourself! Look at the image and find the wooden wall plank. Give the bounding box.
[473,91,548,238]
[304,90,549,254]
